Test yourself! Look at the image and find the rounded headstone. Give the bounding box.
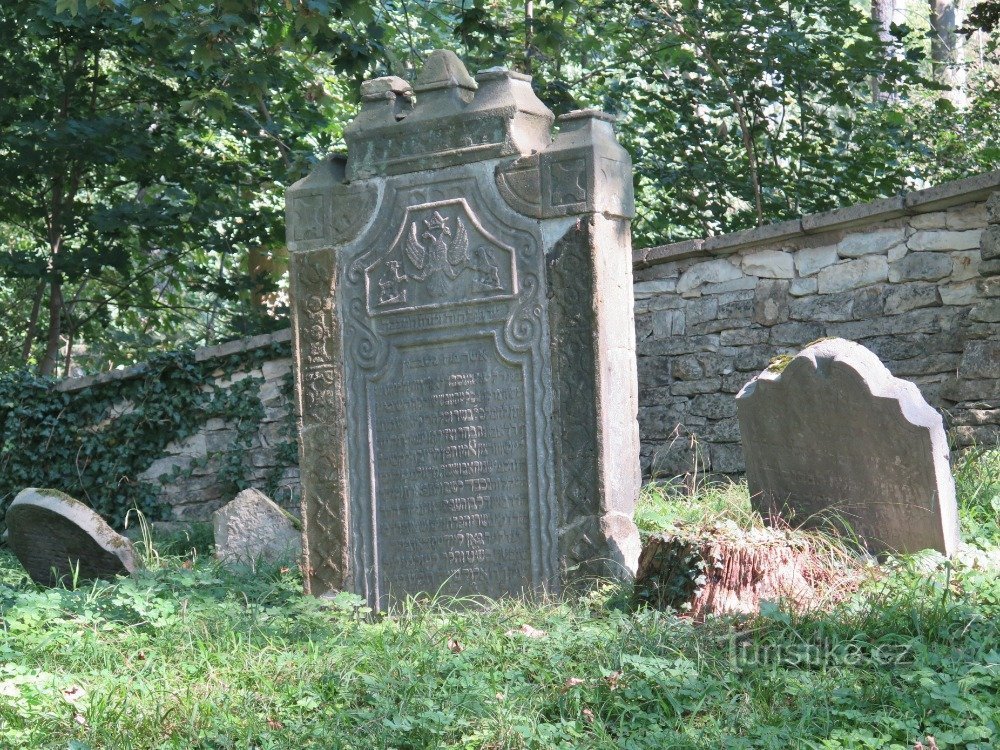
[5,488,140,586]
[736,338,960,556]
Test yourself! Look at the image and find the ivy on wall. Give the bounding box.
[0,342,297,531]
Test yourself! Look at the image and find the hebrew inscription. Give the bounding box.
[372,338,532,599]
[341,186,552,606]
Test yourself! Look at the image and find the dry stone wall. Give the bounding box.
[56,330,299,527]
[52,172,1000,519]
[634,171,1000,477]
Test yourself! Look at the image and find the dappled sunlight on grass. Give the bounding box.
[0,449,996,748]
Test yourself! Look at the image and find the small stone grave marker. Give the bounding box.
[5,488,140,585]
[736,338,959,555]
[213,488,302,568]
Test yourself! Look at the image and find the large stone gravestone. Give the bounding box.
[736,338,959,556]
[286,51,641,606]
[5,488,140,585]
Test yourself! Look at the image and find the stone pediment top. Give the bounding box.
[344,50,557,180]
[361,76,413,100]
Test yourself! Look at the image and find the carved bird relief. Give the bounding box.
[405,210,470,297]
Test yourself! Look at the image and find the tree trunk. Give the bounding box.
[870,0,908,100]
[63,321,75,379]
[872,0,896,43]
[20,280,46,364]
[523,0,534,76]
[929,0,967,105]
[38,277,63,377]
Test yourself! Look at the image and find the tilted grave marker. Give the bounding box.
[213,488,302,569]
[286,51,641,606]
[5,488,140,585]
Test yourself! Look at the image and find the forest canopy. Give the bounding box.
[0,0,997,375]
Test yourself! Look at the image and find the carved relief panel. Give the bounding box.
[337,174,556,608]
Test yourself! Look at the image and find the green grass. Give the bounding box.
[954,445,1000,548]
[0,450,998,750]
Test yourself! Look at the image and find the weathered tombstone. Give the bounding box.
[286,51,641,606]
[736,338,960,556]
[5,488,140,585]
[213,488,302,568]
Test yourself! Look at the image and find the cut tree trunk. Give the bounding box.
[633,526,866,619]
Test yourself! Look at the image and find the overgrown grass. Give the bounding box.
[0,451,998,749]
[635,480,761,533]
[954,444,1000,548]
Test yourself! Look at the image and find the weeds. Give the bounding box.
[954,443,1000,547]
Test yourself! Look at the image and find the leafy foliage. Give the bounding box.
[0,340,295,528]
[0,0,373,373]
[1,0,997,372]
[555,0,930,243]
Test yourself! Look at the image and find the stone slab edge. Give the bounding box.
[634,170,1000,268]
[56,329,293,393]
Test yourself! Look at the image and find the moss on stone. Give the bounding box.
[35,488,88,509]
[766,354,794,373]
[279,506,303,532]
[805,336,835,347]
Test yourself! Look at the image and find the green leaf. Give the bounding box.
[55,0,79,16]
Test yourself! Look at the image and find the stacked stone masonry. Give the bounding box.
[57,330,300,526]
[634,171,1000,477]
[55,172,1000,519]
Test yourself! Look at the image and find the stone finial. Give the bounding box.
[361,76,413,118]
[350,76,414,134]
[361,76,414,100]
[471,67,553,155]
[405,50,478,119]
[558,108,617,128]
[413,50,478,95]
[497,107,634,219]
